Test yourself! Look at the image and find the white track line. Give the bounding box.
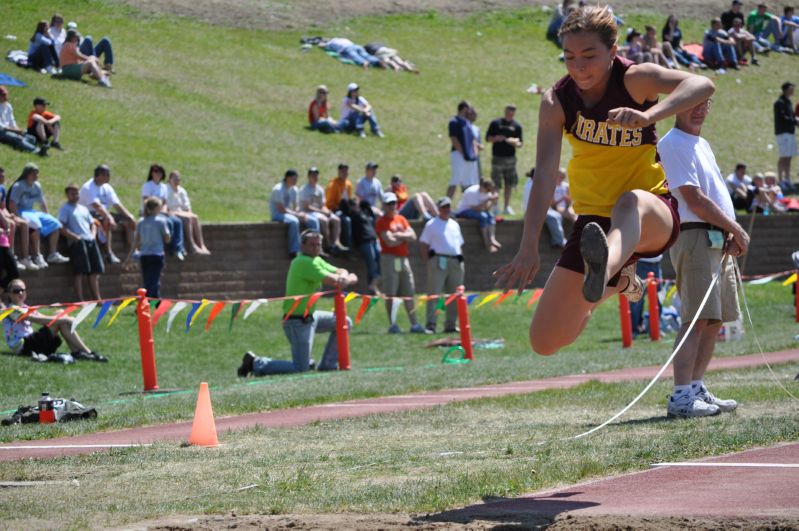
[0,444,150,450]
[652,462,799,468]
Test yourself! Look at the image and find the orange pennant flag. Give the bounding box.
[46,305,79,328]
[14,306,38,324]
[151,300,174,326]
[303,292,324,318]
[493,291,514,307]
[355,296,371,325]
[527,288,544,308]
[283,296,304,321]
[204,301,227,332]
[444,292,460,306]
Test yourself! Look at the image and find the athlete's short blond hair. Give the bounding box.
[558,5,618,49]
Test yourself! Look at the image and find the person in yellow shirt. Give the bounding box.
[495,5,715,356]
[324,163,354,248]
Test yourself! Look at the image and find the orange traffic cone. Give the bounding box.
[187,382,219,447]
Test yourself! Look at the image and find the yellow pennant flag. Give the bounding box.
[781,273,797,286]
[107,297,136,327]
[190,299,212,328]
[344,292,359,303]
[477,292,501,308]
[0,307,17,322]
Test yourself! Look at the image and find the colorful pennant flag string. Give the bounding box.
[304,292,324,318]
[244,299,267,320]
[283,296,304,321]
[93,300,114,328]
[228,301,243,332]
[389,297,402,324]
[477,292,500,308]
[107,297,136,327]
[355,296,371,325]
[527,288,544,308]
[151,300,175,326]
[166,301,188,333]
[46,305,79,328]
[493,291,513,307]
[205,301,227,332]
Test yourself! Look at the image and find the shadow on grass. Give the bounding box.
[417,494,598,528]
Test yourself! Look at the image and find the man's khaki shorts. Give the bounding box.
[380,255,415,297]
[670,229,740,323]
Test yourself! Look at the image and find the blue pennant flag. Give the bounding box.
[92,300,114,328]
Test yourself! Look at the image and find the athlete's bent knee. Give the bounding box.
[529,333,561,356]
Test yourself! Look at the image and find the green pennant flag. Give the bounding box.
[434,296,446,315]
[228,302,242,332]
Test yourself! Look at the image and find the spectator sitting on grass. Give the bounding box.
[751,171,787,212]
[298,167,348,253]
[27,20,59,74]
[747,3,788,52]
[703,18,738,72]
[0,86,45,156]
[308,85,339,133]
[141,164,186,260]
[237,229,357,377]
[725,162,754,211]
[662,14,706,69]
[58,183,104,301]
[389,174,438,221]
[0,167,33,272]
[547,0,577,45]
[271,169,320,258]
[728,17,759,65]
[123,197,170,299]
[356,161,384,216]
[455,179,501,253]
[79,164,136,265]
[48,14,67,56]
[66,21,115,73]
[7,163,69,268]
[3,278,107,362]
[339,83,384,138]
[643,25,678,68]
[780,6,799,51]
[58,30,111,88]
[621,28,650,63]
[27,97,62,151]
[166,170,210,255]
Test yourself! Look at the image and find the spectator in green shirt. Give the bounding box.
[237,229,357,376]
[747,3,787,51]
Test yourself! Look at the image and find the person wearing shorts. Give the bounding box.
[58,183,105,301]
[486,104,523,215]
[375,192,425,334]
[774,81,797,186]
[659,98,749,419]
[446,101,479,199]
[495,6,716,357]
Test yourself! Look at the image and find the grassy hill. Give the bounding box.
[1,1,796,221]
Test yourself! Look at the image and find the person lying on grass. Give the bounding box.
[2,278,107,362]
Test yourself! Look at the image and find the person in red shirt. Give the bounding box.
[27,97,62,149]
[375,192,425,334]
[307,85,339,133]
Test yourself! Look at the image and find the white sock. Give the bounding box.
[691,380,704,394]
[672,384,692,399]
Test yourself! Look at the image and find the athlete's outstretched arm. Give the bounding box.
[608,63,716,128]
[494,89,564,294]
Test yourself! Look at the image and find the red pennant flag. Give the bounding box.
[151,300,174,326]
[493,291,514,307]
[204,301,227,332]
[46,305,79,328]
[303,292,324,318]
[444,292,460,306]
[355,296,371,325]
[527,288,544,308]
[283,296,304,321]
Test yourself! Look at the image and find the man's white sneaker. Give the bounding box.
[15,259,26,271]
[503,206,515,215]
[20,257,39,271]
[619,263,644,303]
[695,386,737,412]
[667,394,721,418]
[34,254,48,268]
[47,252,70,264]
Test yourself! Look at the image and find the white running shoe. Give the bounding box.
[503,206,515,216]
[34,254,48,269]
[695,386,738,412]
[619,263,644,303]
[47,252,70,264]
[667,393,721,418]
[15,259,26,271]
[20,256,39,271]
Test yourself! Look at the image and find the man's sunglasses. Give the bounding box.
[10,288,26,294]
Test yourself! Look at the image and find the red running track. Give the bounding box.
[1,349,797,462]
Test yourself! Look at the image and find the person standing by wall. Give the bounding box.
[774,81,797,189]
[487,104,523,215]
[658,98,749,418]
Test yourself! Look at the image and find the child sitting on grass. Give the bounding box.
[2,278,106,362]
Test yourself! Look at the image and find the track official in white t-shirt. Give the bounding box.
[658,98,750,419]
[418,196,465,334]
